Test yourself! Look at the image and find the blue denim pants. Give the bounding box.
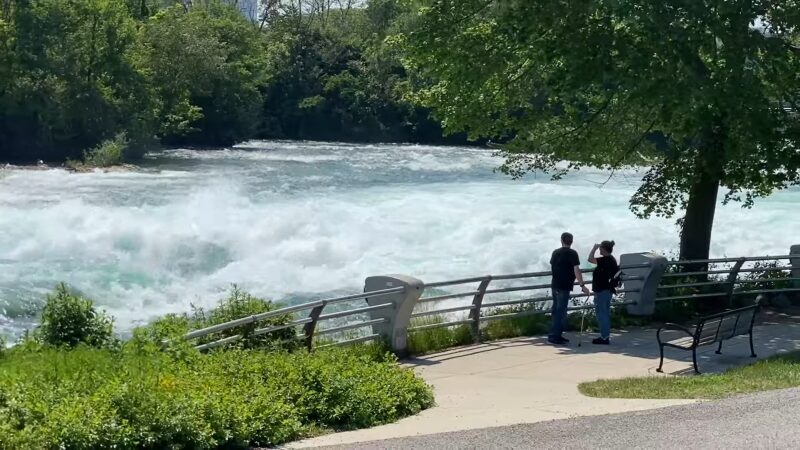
[549,288,571,339]
[594,290,613,339]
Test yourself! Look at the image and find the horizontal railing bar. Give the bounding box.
[655,292,726,302]
[481,296,551,309]
[621,275,645,281]
[732,288,800,295]
[737,266,793,274]
[409,319,473,332]
[253,318,311,336]
[491,271,551,281]
[318,302,393,321]
[425,276,489,288]
[315,318,388,336]
[187,287,406,341]
[666,255,792,266]
[411,305,476,317]
[657,281,724,290]
[185,300,323,340]
[662,269,731,277]
[326,286,405,305]
[614,288,640,294]
[419,291,481,303]
[484,284,550,295]
[735,277,800,284]
[317,334,381,349]
[195,334,242,351]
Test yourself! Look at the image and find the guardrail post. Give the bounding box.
[620,252,668,316]
[364,275,424,358]
[792,245,800,291]
[469,276,492,343]
[303,303,326,351]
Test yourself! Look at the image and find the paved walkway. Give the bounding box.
[290,322,800,448]
[318,387,800,449]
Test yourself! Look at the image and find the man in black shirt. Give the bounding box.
[548,232,590,345]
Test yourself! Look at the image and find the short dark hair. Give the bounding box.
[561,232,574,245]
[600,240,615,253]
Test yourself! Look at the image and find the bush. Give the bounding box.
[407,315,472,355]
[34,283,115,349]
[482,304,550,340]
[0,345,434,448]
[83,132,128,167]
[133,286,297,351]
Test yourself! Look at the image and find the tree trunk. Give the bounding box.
[678,169,720,263]
[678,136,725,312]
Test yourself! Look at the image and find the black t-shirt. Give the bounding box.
[550,247,580,291]
[592,256,620,293]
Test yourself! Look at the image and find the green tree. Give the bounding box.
[0,0,153,162]
[136,3,270,146]
[397,1,800,261]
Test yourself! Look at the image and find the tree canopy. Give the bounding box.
[396,0,800,259]
[0,0,459,163]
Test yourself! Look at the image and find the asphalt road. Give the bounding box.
[314,388,800,449]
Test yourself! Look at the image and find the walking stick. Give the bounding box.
[577,293,592,347]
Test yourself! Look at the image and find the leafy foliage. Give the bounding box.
[396,0,800,260]
[0,282,434,448]
[34,283,115,349]
[0,345,434,448]
[0,0,460,164]
[133,285,298,351]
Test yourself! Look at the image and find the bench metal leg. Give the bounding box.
[656,344,665,373]
[715,340,723,355]
[749,332,757,358]
[692,348,700,374]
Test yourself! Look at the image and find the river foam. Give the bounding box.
[0,141,796,337]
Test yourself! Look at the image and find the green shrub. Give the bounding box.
[34,283,115,349]
[0,345,434,448]
[407,314,472,355]
[84,132,128,167]
[134,286,297,351]
[735,261,795,307]
[481,304,550,340]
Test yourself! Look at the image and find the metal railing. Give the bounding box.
[182,246,799,354]
[409,262,648,341]
[655,254,800,305]
[185,285,404,351]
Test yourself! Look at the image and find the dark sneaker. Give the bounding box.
[592,338,610,345]
[548,337,569,345]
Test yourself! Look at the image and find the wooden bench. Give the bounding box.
[656,303,760,374]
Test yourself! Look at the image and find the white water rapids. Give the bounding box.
[1,141,796,337]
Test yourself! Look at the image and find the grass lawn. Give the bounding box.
[579,351,800,399]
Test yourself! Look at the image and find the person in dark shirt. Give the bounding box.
[588,240,620,345]
[548,232,590,345]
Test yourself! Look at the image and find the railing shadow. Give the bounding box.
[404,322,800,376]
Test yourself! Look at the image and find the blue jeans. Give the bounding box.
[594,290,612,339]
[549,288,570,339]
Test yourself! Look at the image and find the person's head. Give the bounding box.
[600,240,615,256]
[560,232,574,247]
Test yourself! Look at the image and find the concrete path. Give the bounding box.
[290,322,800,448]
[319,387,800,449]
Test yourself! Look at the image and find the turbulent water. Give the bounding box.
[1,141,797,337]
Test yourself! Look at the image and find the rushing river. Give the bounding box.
[0,141,797,337]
